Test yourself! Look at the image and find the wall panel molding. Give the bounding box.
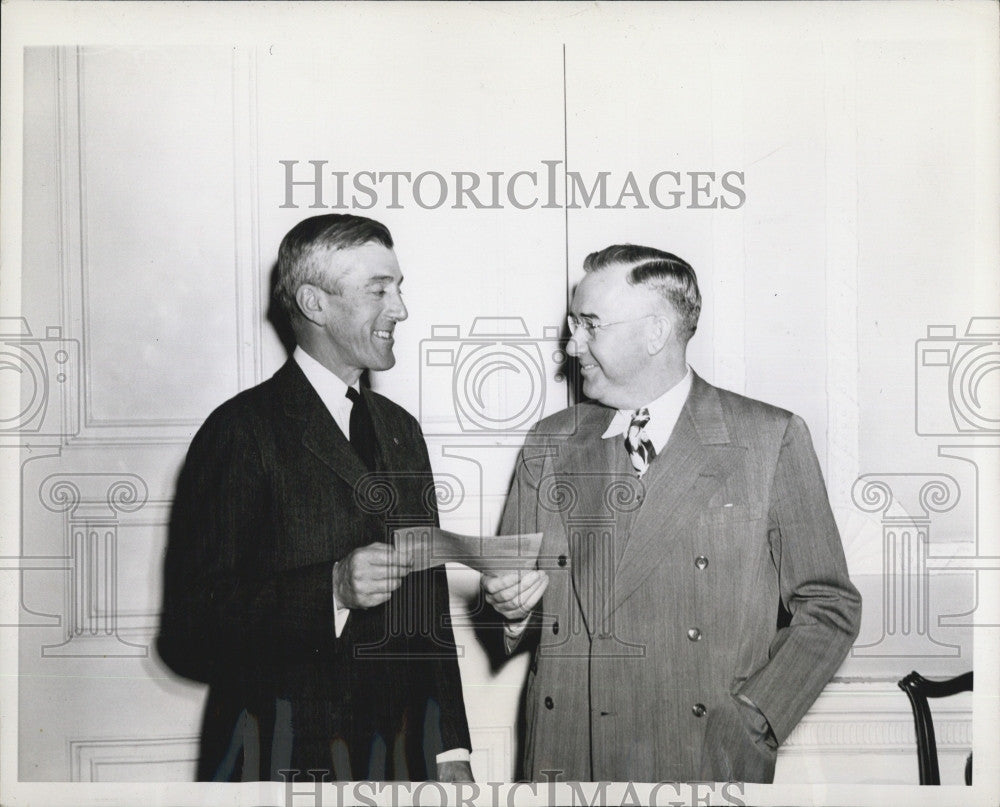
[469,726,513,784]
[784,680,972,752]
[708,45,747,395]
[70,736,197,782]
[54,47,264,444]
[232,46,265,390]
[824,46,861,514]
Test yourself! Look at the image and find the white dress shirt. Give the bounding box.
[294,346,355,440]
[600,364,694,454]
[293,347,471,766]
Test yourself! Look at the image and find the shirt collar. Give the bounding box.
[293,346,357,417]
[601,365,694,455]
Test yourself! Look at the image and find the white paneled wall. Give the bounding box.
[12,31,989,788]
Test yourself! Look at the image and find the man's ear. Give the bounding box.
[648,314,673,354]
[295,284,326,326]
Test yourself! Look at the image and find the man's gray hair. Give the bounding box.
[276,214,394,318]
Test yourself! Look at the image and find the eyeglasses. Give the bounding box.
[566,313,655,340]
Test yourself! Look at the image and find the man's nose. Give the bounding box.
[389,290,408,322]
[566,330,586,357]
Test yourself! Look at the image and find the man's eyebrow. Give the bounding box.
[365,274,401,285]
[573,311,599,321]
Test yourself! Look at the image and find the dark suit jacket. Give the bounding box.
[501,373,861,782]
[158,360,471,781]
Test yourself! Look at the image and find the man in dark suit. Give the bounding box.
[158,214,473,782]
[483,245,861,783]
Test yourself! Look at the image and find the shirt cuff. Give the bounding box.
[435,748,471,764]
[502,614,531,653]
[332,562,350,638]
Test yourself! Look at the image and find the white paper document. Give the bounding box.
[392,526,543,574]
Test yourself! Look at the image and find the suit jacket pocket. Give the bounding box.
[700,502,759,525]
[699,694,777,783]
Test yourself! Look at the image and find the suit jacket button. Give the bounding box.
[695,555,709,570]
[687,627,702,641]
[552,621,560,635]
[545,696,554,710]
[557,554,567,567]
[692,703,707,718]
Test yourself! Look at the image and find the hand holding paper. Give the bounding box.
[481,569,549,622]
[334,542,414,609]
[391,526,547,620]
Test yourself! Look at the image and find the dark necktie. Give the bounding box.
[625,408,656,478]
[345,386,377,471]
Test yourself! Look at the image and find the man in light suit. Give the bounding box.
[484,245,861,783]
[158,214,473,782]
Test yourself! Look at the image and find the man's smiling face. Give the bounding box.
[567,263,663,409]
[314,241,408,380]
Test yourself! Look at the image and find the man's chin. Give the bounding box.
[369,353,396,372]
[582,379,620,408]
[581,375,602,397]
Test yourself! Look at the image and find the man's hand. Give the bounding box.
[334,543,413,609]
[436,759,474,783]
[481,569,549,621]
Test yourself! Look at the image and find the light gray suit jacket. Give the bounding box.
[500,373,861,782]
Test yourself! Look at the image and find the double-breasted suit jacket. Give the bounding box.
[158,360,471,781]
[500,373,861,782]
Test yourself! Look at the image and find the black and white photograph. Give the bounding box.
[1,3,998,806]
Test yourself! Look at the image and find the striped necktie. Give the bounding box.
[625,408,656,478]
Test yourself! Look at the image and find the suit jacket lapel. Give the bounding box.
[279,360,370,492]
[607,374,744,619]
[550,404,622,636]
[364,390,410,474]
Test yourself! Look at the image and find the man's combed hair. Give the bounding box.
[583,244,702,340]
[276,214,394,318]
